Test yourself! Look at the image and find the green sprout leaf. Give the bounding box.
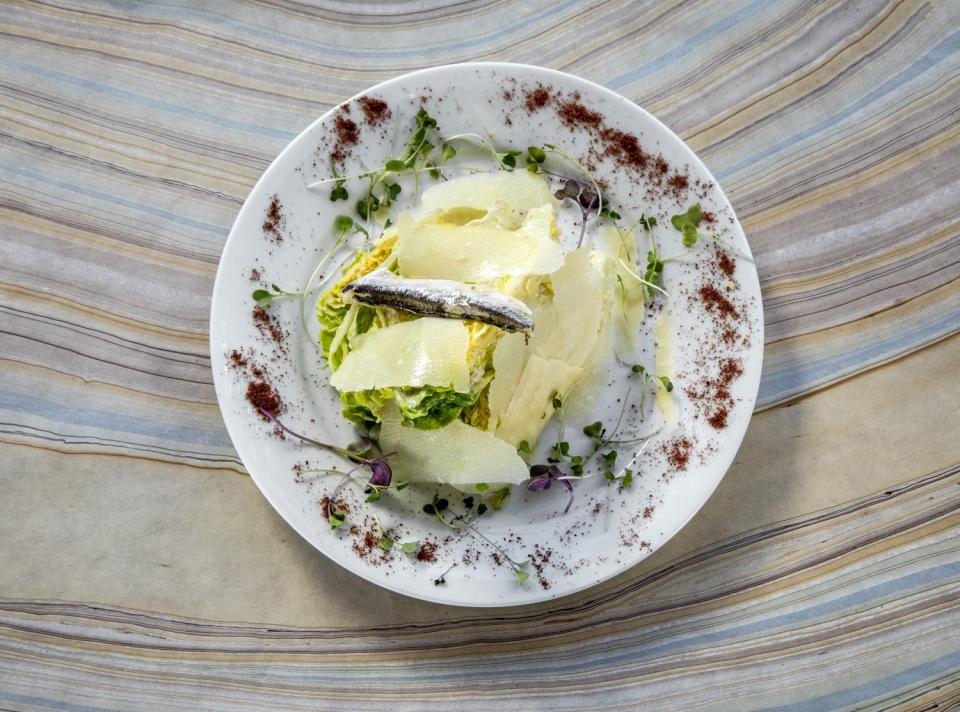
[441,143,457,162]
[671,205,703,246]
[475,482,489,493]
[620,469,634,488]
[334,214,355,233]
[583,421,604,440]
[517,441,531,455]
[488,486,512,510]
[527,146,546,163]
[378,535,394,551]
[516,568,530,585]
[658,376,674,393]
[252,289,273,308]
[599,207,621,223]
[330,182,348,201]
[399,540,420,554]
[328,510,346,530]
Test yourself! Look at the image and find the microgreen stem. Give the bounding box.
[258,408,381,465]
[618,257,670,297]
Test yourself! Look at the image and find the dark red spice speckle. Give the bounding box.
[229,349,248,368]
[330,110,360,163]
[698,284,738,319]
[667,173,689,198]
[666,438,692,471]
[525,86,551,111]
[599,126,651,170]
[702,210,717,224]
[249,268,261,282]
[558,100,603,128]
[416,542,437,562]
[252,306,285,344]
[262,195,283,241]
[335,114,358,144]
[717,252,736,279]
[358,96,391,125]
[246,380,282,416]
[707,409,729,429]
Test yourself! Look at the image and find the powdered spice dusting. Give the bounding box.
[698,284,738,319]
[416,542,438,562]
[665,438,693,471]
[525,86,551,111]
[558,99,602,128]
[262,195,283,241]
[358,96,391,125]
[246,380,282,416]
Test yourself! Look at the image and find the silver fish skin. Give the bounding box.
[341,269,534,333]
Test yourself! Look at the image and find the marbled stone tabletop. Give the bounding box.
[1,1,958,709]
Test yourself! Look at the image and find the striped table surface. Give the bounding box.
[1,0,958,709]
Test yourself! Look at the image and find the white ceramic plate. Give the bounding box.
[210,63,763,606]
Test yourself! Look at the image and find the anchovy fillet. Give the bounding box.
[341,269,534,333]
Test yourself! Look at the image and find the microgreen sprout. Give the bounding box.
[443,133,522,170]
[433,563,457,586]
[298,215,369,342]
[399,540,420,554]
[631,365,674,415]
[487,486,512,511]
[671,204,705,246]
[515,564,531,585]
[252,283,301,309]
[423,493,457,529]
[328,510,346,530]
[598,207,621,222]
[517,441,531,456]
[618,257,670,298]
[329,159,348,201]
[526,145,546,172]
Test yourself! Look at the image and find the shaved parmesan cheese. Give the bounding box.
[396,206,563,282]
[528,247,609,368]
[486,332,528,427]
[329,318,470,392]
[495,354,583,448]
[420,171,557,227]
[380,404,529,485]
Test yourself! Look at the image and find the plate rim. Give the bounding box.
[209,61,765,607]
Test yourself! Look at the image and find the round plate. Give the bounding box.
[210,63,763,606]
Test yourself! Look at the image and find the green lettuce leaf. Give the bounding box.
[340,385,480,430]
